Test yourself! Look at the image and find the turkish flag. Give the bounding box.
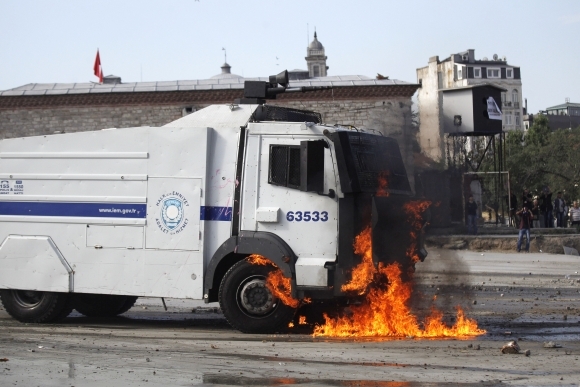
[94,50,103,83]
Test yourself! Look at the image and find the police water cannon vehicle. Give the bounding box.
[0,70,425,333]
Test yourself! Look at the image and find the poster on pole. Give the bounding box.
[487,97,502,120]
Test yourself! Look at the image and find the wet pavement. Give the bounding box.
[1,249,579,386]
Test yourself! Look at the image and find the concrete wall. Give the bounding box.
[417,58,444,161]
[0,104,204,139]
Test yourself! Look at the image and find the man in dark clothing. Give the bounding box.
[466,196,478,235]
[522,189,533,210]
[540,188,553,227]
[516,206,532,252]
[554,191,566,228]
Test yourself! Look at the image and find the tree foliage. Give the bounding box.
[501,118,580,201]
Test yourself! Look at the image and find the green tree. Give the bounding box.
[525,114,550,147]
[482,117,580,203]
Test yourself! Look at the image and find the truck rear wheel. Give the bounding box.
[0,290,73,323]
[116,296,138,315]
[219,260,296,333]
[73,294,129,317]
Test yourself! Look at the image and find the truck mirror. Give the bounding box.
[300,140,325,192]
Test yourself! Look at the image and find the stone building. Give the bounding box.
[0,33,419,185]
[416,49,523,161]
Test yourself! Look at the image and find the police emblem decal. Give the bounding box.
[155,192,190,234]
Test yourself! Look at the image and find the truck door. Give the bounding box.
[240,133,338,286]
[144,126,209,252]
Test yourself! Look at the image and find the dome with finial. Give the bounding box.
[211,62,243,80]
[308,31,324,50]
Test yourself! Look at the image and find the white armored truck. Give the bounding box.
[0,71,424,332]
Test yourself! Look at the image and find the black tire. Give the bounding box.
[116,296,138,315]
[219,259,296,333]
[0,289,73,323]
[72,294,128,317]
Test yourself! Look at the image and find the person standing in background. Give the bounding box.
[570,201,580,229]
[516,206,532,253]
[554,192,566,228]
[466,195,478,235]
[540,187,553,228]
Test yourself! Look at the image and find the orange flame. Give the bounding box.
[299,315,307,325]
[246,255,300,309]
[340,226,374,294]
[314,199,485,338]
[403,200,432,263]
[376,171,390,197]
[314,260,485,337]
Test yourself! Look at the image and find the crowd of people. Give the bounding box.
[508,187,580,230]
[466,187,580,253]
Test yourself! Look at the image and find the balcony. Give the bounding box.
[502,101,512,107]
[514,102,520,108]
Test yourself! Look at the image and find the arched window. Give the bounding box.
[512,90,519,103]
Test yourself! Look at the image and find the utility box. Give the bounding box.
[442,84,506,135]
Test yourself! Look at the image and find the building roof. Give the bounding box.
[545,102,580,110]
[0,75,415,97]
[440,83,507,93]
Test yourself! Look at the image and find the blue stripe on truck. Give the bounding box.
[200,206,232,221]
[0,202,233,221]
[0,201,147,218]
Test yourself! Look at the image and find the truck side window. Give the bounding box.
[268,145,301,189]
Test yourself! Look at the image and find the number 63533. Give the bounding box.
[286,211,328,222]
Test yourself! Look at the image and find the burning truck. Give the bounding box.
[0,71,483,336]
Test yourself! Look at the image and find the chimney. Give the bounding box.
[103,75,122,84]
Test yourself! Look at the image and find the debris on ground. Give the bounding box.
[543,341,562,348]
[501,341,521,354]
[0,358,8,362]
[500,340,531,355]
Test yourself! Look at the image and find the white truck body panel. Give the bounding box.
[0,125,217,298]
[0,103,342,297]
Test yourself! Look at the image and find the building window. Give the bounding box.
[269,145,301,189]
[506,69,513,78]
[501,92,506,103]
[456,65,463,79]
[512,90,518,103]
[313,65,320,77]
[487,68,500,78]
[505,114,512,125]
[474,68,481,78]
[515,114,520,126]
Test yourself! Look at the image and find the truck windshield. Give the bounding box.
[328,131,412,195]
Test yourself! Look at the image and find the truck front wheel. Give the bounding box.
[219,260,296,333]
[0,290,73,323]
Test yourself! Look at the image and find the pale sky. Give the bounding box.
[1,0,579,113]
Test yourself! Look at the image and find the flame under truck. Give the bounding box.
[0,71,425,333]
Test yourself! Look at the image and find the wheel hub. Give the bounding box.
[239,279,275,315]
[12,290,44,308]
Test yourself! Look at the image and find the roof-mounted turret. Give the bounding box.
[235,70,332,105]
